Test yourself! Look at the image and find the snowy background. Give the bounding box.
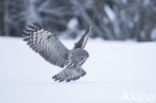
[0,37,156,103]
[1,0,156,103]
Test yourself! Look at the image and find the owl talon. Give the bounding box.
[82,72,86,76]
[59,79,64,82]
[52,68,87,82]
[66,79,71,82]
[52,76,56,79]
[54,78,58,81]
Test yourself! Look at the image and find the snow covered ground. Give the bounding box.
[0,37,156,103]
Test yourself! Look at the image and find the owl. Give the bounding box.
[23,23,92,82]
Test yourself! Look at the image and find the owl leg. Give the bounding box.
[52,68,86,82]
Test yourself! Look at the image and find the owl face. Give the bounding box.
[70,48,89,66]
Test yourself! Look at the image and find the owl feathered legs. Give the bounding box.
[52,68,86,82]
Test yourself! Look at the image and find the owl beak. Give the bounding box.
[80,59,86,65]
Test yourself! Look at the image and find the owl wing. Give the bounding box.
[74,25,92,49]
[23,24,69,68]
[52,68,86,82]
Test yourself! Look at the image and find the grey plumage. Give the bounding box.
[74,25,92,49]
[53,67,86,82]
[23,23,92,82]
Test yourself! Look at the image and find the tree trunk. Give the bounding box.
[4,0,9,36]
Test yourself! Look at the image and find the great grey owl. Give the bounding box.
[23,23,92,82]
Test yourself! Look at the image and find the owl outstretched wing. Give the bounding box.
[23,24,69,68]
[74,25,92,49]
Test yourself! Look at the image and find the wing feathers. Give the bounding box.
[23,24,69,68]
[28,25,38,30]
[74,25,92,49]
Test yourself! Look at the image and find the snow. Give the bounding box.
[67,18,78,30]
[0,37,156,103]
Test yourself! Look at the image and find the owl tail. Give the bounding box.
[52,68,86,82]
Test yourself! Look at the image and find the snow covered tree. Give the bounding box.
[0,0,4,35]
[101,0,156,41]
[0,0,156,41]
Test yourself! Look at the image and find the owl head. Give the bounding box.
[64,25,91,69]
[68,48,89,66]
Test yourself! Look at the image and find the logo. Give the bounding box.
[121,91,155,102]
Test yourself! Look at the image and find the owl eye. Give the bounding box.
[81,57,85,61]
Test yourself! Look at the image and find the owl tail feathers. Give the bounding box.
[52,68,86,82]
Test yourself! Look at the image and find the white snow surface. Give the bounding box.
[0,37,156,103]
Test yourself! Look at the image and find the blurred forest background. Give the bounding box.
[0,0,156,41]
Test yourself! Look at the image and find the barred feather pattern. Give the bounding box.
[74,25,92,49]
[64,52,76,69]
[52,68,86,82]
[23,24,69,68]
